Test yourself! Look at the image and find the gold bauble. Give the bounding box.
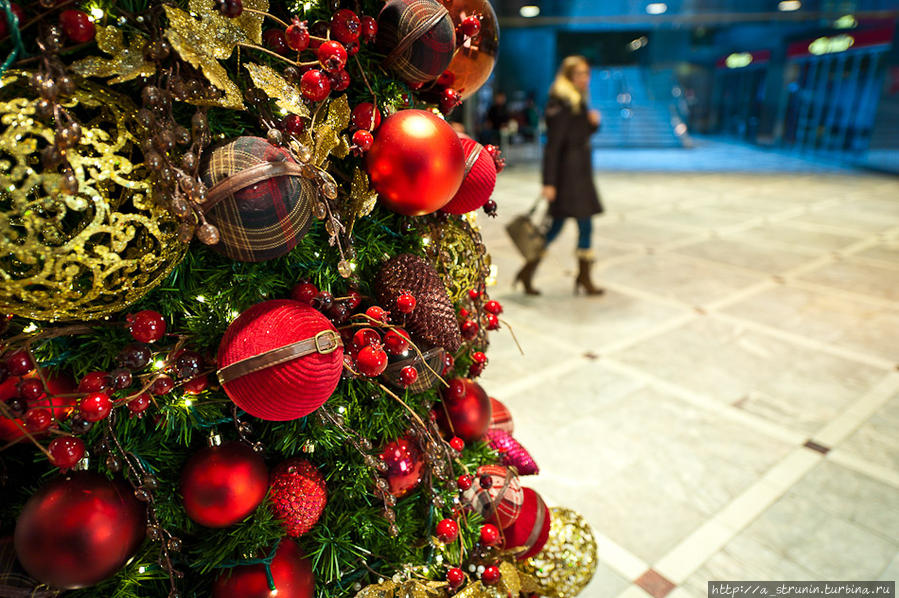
[444,0,499,99]
[0,72,185,321]
[427,215,490,304]
[520,507,598,598]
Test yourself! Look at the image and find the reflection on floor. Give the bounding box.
[477,163,899,598]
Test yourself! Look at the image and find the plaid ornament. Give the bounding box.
[200,136,314,262]
[376,0,456,84]
[461,464,524,528]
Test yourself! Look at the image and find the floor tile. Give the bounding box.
[731,223,863,253]
[596,220,702,248]
[797,259,899,303]
[674,237,813,274]
[837,391,899,473]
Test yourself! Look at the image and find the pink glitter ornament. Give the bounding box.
[269,459,327,537]
[486,429,539,476]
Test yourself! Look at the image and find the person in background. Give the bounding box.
[515,55,604,296]
[482,91,510,146]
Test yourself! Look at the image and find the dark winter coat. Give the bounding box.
[542,96,603,219]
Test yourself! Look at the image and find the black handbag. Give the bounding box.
[505,198,546,261]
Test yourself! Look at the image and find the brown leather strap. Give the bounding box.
[385,4,449,68]
[523,492,547,551]
[203,161,309,213]
[463,144,482,177]
[217,330,342,385]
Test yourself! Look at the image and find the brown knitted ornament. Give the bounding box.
[375,254,462,354]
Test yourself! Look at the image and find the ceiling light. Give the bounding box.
[520,5,540,17]
[646,3,667,14]
[778,1,801,11]
[834,14,857,29]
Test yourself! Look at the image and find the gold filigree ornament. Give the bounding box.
[0,72,186,321]
[70,25,156,84]
[424,215,491,304]
[164,0,268,109]
[520,507,598,598]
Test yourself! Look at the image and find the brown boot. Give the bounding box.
[574,250,604,296]
[515,253,543,296]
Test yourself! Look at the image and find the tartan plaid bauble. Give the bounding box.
[217,300,343,421]
[200,136,314,262]
[501,487,551,561]
[461,464,524,528]
[375,254,462,353]
[376,0,456,85]
[441,136,497,214]
[489,396,514,434]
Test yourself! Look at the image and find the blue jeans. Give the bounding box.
[545,217,592,250]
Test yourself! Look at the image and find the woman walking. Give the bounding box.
[516,55,604,296]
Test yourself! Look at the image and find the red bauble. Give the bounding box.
[380,437,424,497]
[351,102,382,131]
[484,300,502,315]
[488,396,514,434]
[127,392,151,414]
[442,137,498,215]
[356,345,388,377]
[300,69,331,102]
[183,374,209,394]
[213,539,314,598]
[24,408,51,432]
[269,458,327,537]
[151,375,174,396]
[181,442,269,527]
[48,436,85,470]
[437,378,491,442]
[59,9,95,43]
[367,110,465,216]
[443,0,499,99]
[218,300,343,421]
[461,464,523,528]
[14,472,145,589]
[439,87,462,115]
[501,487,551,560]
[436,518,459,543]
[460,319,479,340]
[18,378,44,401]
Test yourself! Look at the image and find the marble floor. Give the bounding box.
[475,158,899,598]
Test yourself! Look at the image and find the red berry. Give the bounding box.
[59,10,95,43]
[183,375,209,395]
[360,15,377,43]
[0,3,24,37]
[484,300,502,315]
[330,9,361,44]
[285,18,310,51]
[435,518,459,543]
[461,16,481,37]
[481,565,501,586]
[399,365,418,387]
[479,523,500,546]
[446,567,464,588]
[471,351,487,365]
[330,68,351,92]
[365,305,387,323]
[78,371,111,393]
[300,69,331,102]
[468,363,484,378]
[49,436,85,470]
[461,319,479,340]
[317,40,347,73]
[396,293,416,314]
[351,102,382,131]
[282,113,306,136]
[345,290,362,310]
[437,70,455,88]
[151,375,174,396]
[459,308,470,319]
[345,40,359,56]
[291,282,319,304]
[449,436,464,451]
[483,199,498,217]
[457,474,472,491]
[484,144,505,172]
[6,350,34,376]
[445,378,466,402]
[263,28,289,55]
[351,327,381,353]
[352,129,373,152]
[440,88,462,115]
[129,310,166,343]
[24,408,52,432]
[479,474,492,489]
[127,392,151,414]
[485,314,500,330]
[441,354,454,376]
[383,328,410,355]
[308,19,328,49]
[356,345,388,377]
[79,392,111,422]
[221,0,243,17]
[18,378,44,402]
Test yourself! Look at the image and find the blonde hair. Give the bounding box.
[549,55,589,112]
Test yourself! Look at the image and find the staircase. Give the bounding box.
[590,67,686,148]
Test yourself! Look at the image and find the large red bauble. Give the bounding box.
[14,472,145,589]
[443,0,499,99]
[380,437,424,497]
[501,487,551,560]
[212,539,314,598]
[181,442,269,527]
[218,300,344,421]
[0,371,76,442]
[367,110,465,216]
[441,137,498,214]
[436,378,491,443]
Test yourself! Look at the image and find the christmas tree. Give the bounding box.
[0,0,597,597]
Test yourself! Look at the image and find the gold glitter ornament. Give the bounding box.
[0,72,185,321]
[520,507,598,598]
[244,63,309,118]
[348,167,378,218]
[298,95,351,167]
[71,25,156,84]
[425,216,491,304]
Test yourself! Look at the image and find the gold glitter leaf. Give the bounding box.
[300,94,351,166]
[163,0,268,109]
[349,167,378,218]
[71,26,155,84]
[244,63,309,117]
[355,580,445,598]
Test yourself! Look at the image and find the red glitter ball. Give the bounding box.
[269,458,327,537]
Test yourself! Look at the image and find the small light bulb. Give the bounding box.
[183,398,194,408]
[153,359,165,370]
[196,294,206,303]
[89,7,104,20]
